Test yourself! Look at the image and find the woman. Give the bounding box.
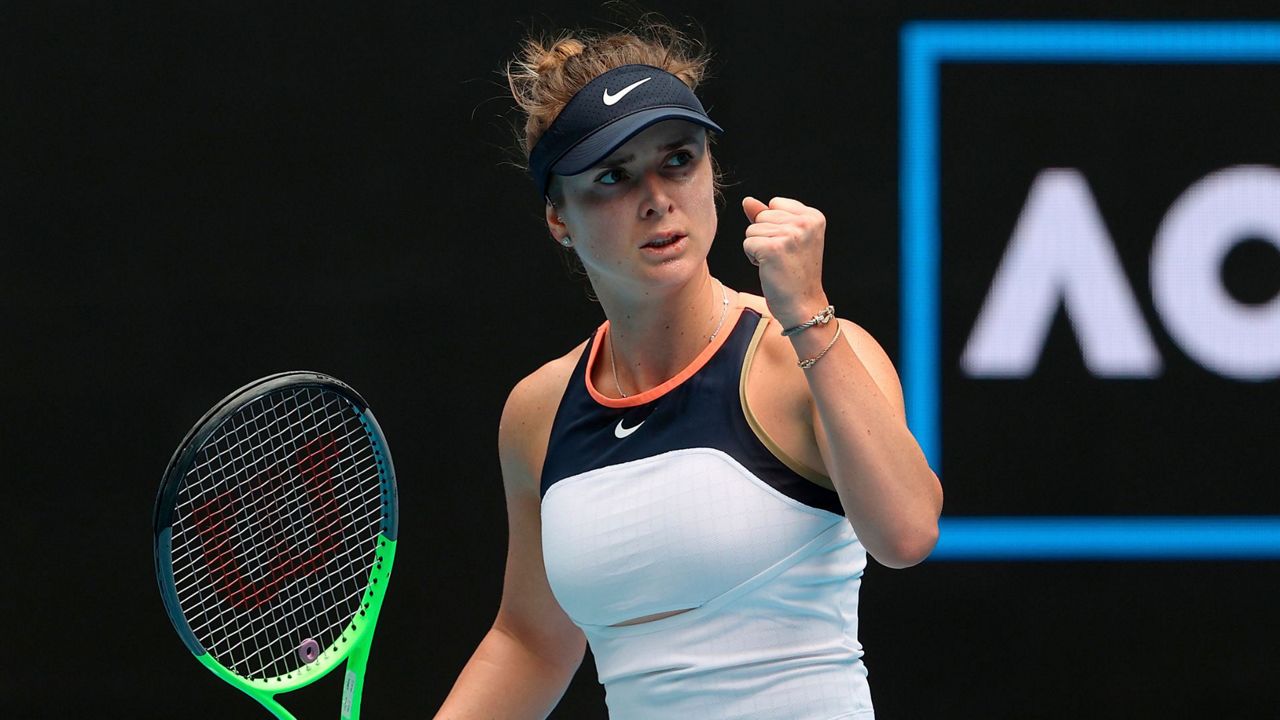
[436,20,942,720]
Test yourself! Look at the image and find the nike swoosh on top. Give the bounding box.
[614,418,644,439]
[602,77,651,106]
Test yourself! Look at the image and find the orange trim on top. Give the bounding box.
[585,305,747,408]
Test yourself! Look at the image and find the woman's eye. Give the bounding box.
[666,150,693,168]
[596,168,627,185]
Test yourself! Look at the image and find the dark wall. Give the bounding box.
[5,2,1278,718]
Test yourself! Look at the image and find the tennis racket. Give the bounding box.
[153,371,398,719]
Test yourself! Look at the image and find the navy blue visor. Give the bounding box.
[527,64,723,199]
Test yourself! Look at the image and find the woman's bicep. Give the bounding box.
[838,319,907,421]
[494,471,584,665]
[491,367,585,668]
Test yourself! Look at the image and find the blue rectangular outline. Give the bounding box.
[900,21,1280,560]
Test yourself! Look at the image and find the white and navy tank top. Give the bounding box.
[540,306,875,720]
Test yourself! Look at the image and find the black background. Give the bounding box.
[4,1,1278,718]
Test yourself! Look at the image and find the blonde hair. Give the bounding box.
[505,19,712,168]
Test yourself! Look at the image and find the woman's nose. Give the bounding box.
[638,171,674,219]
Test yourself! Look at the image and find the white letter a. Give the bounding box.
[961,169,1162,378]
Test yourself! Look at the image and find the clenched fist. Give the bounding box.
[742,196,831,329]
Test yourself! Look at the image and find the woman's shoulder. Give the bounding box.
[497,339,589,479]
[504,340,587,420]
[736,290,771,317]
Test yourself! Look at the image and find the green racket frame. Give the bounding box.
[189,537,396,719]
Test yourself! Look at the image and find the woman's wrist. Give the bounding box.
[787,315,841,356]
[773,294,832,335]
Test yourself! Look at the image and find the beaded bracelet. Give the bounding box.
[797,321,843,370]
[780,304,835,337]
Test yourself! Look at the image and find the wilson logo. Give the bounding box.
[192,434,342,610]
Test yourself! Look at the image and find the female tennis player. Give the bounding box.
[435,19,942,720]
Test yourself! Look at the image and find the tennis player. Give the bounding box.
[436,19,942,720]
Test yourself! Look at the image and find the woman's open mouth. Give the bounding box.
[642,234,687,252]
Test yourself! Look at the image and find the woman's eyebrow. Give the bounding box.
[596,136,700,168]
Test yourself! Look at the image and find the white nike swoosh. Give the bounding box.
[614,418,645,439]
[603,77,651,106]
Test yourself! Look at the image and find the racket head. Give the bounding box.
[153,371,398,696]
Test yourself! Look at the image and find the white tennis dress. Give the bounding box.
[539,307,874,720]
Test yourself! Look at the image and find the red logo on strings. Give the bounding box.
[192,434,343,610]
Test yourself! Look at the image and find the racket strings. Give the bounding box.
[173,425,378,593]
[173,466,381,605]
[177,491,383,646]
[171,451,381,620]
[173,461,382,627]
[173,426,375,598]
[181,391,346,504]
[188,437,343,609]
[168,386,388,680]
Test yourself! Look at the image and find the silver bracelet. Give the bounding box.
[797,321,843,370]
[780,304,835,337]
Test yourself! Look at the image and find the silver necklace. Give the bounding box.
[611,280,730,398]
[707,279,731,343]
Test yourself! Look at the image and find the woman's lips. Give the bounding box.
[642,233,686,250]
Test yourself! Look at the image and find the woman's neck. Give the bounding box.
[597,272,733,396]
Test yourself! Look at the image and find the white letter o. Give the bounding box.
[1151,165,1280,380]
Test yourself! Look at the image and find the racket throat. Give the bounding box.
[340,635,373,719]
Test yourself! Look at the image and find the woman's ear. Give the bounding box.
[545,199,571,246]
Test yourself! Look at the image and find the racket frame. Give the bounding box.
[153,371,399,719]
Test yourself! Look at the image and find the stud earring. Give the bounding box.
[560,236,572,247]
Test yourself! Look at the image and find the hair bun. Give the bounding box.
[505,20,710,162]
[536,38,585,74]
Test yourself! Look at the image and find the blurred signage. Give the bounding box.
[899,22,1280,559]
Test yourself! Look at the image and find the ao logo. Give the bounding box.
[962,165,1280,381]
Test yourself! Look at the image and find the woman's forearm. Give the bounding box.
[434,624,584,720]
[793,320,943,568]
